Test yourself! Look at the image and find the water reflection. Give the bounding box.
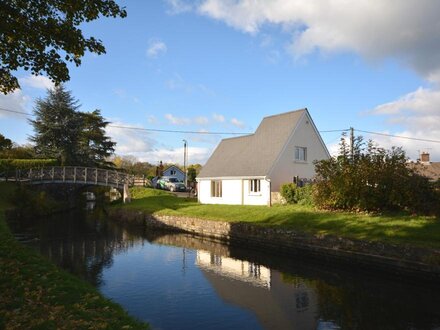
[8,210,440,330]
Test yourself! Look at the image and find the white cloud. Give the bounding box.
[106,121,212,164]
[0,89,30,119]
[106,122,157,154]
[212,113,225,123]
[371,87,440,116]
[196,0,440,80]
[165,0,193,14]
[165,113,191,125]
[368,87,440,161]
[19,75,54,90]
[194,116,209,125]
[230,117,245,128]
[139,146,212,165]
[147,40,167,58]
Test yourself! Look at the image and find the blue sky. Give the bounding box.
[1,0,439,164]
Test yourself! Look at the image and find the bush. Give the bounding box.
[313,134,439,215]
[280,183,315,205]
[0,159,58,177]
[280,183,298,204]
[296,184,315,206]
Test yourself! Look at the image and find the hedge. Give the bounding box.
[0,159,58,173]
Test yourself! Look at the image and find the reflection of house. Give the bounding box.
[197,109,330,205]
[196,251,271,288]
[197,251,319,329]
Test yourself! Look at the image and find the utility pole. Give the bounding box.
[183,139,187,187]
[350,127,354,161]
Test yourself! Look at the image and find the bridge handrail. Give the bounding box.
[9,166,134,189]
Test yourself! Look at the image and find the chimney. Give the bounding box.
[420,152,430,164]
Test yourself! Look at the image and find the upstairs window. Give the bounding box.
[211,180,222,197]
[295,147,307,162]
[170,169,176,175]
[250,179,261,193]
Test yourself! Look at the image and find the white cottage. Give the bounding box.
[196,109,330,205]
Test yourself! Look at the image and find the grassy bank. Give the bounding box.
[0,183,148,329]
[118,187,440,249]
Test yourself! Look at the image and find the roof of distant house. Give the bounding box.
[198,109,310,178]
[164,165,183,173]
[410,162,440,181]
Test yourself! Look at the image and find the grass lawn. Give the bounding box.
[0,182,148,329]
[117,187,440,249]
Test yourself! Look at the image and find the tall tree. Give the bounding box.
[30,85,81,165]
[78,110,115,167]
[0,0,126,94]
[0,134,13,151]
[30,86,116,167]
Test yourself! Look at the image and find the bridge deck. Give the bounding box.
[12,166,133,189]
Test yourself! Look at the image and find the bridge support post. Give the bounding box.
[123,183,131,203]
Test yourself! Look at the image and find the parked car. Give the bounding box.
[156,176,187,192]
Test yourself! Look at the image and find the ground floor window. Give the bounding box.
[211,180,222,197]
[249,179,261,193]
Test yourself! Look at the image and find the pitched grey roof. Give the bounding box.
[409,162,440,181]
[198,109,306,178]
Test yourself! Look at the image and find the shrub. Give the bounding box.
[0,159,58,178]
[313,134,439,215]
[280,183,298,204]
[296,184,315,206]
[280,183,314,205]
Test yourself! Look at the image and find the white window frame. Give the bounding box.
[249,179,261,195]
[170,169,176,175]
[211,180,222,198]
[294,146,307,162]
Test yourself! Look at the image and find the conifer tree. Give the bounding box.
[30,85,81,165]
[30,86,116,167]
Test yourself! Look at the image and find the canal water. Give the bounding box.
[8,210,440,330]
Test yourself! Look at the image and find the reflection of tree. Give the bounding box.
[27,209,143,286]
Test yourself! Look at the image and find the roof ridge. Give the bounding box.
[221,133,254,141]
[261,108,307,120]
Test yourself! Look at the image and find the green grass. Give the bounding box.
[118,187,440,249]
[0,182,148,329]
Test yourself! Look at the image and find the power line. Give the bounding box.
[355,128,440,144]
[0,107,31,116]
[108,124,249,135]
[1,107,438,143]
[0,107,250,135]
[0,107,351,135]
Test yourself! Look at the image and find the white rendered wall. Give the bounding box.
[198,178,270,205]
[268,113,329,192]
[243,179,271,205]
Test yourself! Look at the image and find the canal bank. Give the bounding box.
[108,207,440,282]
[0,182,149,329]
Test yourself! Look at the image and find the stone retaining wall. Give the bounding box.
[109,208,440,281]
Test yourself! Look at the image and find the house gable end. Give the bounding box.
[267,109,330,191]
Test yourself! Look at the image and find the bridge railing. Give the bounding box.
[13,166,134,189]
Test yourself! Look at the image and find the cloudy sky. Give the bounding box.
[1,0,440,164]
